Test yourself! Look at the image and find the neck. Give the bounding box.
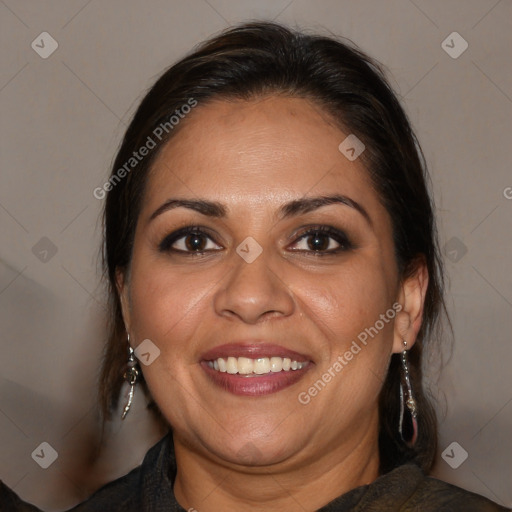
[172,415,380,511]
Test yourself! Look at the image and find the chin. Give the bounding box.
[176,416,305,468]
[216,436,299,467]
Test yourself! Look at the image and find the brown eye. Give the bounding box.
[289,226,353,254]
[306,232,332,251]
[183,233,208,251]
[159,227,222,254]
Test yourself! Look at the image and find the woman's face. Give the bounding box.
[119,96,417,469]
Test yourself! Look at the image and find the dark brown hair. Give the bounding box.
[100,21,449,474]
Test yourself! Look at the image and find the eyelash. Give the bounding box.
[158,225,354,256]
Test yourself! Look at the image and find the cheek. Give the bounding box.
[293,263,396,402]
[127,256,217,356]
[126,258,218,423]
[296,265,394,342]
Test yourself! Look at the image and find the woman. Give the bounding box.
[1,21,507,512]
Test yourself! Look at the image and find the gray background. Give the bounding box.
[1,1,511,510]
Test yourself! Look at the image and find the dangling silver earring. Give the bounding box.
[121,335,140,420]
[399,340,418,447]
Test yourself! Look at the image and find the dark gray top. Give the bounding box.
[1,434,508,511]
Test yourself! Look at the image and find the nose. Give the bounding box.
[213,248,295,324]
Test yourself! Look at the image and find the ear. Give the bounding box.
[392,256,429,354]
[116,268,131,334]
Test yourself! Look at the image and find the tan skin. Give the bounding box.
[117,96,428,511]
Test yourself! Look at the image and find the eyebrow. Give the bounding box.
[148,194,372,227]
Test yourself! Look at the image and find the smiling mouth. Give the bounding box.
[200,356,312,396]
[200,342,313,396]
[205,356,309,375]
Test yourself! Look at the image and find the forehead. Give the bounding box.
[144,96,381,217]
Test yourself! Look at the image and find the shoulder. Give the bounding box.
[0,480,43,511]
[67,433,173,512]
[315,462,509,512]
[1,434,174,512]
[66,433,176,511]
[66,465,141,512]
[406,472,509,511]
[0,466,143,512]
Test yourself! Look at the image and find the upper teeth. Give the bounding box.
[207,357,308,374]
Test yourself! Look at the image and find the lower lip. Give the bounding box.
[200,361,312,396]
